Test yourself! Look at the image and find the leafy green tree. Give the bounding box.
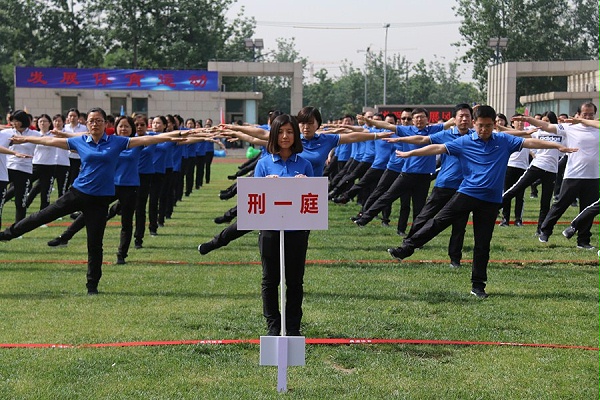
[453,0,598,101]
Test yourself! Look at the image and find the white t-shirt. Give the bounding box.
[529,129,563,173]
[32,132,57,165]
[507,147,530,169]
[556,123,599,179]
[4,128,41,174]
[0,130,12,181]
[64,123,87,160]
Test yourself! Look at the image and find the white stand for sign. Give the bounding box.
[259,230,305,393]
[237,177,328,393]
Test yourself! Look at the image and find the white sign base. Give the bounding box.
[260,336,306,392]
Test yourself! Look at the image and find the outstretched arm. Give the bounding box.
[10,135,69,150]
[383,135,430,145]
[218,124,269,140]
[396,144,447,158]
[565,118,600,129]
[0,145,32,158]
[512,116,557,134]
[522,138,578,153]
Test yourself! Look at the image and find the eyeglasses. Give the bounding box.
[87,119,105,125]
[401,117,412,121]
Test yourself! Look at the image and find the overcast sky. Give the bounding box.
[225,0,474,82]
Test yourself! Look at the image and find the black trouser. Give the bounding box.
[361,169,399,221]
[396,192,411,233]
[330,158,357,190]
[362,172,431,225]
[503,166,556,233]
[7,169,31,223]
[134,173,152,246]
[159,168,174,223]
[405,187,467,263]
[554,156,567,197]
[183,157,194,196]
[26,164,56,210]
[62,186,138,260]
[148,172,165,233]
[259,229,310,334]
[501,166,526,223]
[0,181,7,228]
[345,168,384,201]
[403,193,500,290]
[195,155,206,188]
[323,155,338,179]
[54,165,70,198]
[570,200,599,231]
[330,161,372,197]
[67,157,81,189]
[2,187,111,290]
[204,151,214,183]
[541,178,599,246]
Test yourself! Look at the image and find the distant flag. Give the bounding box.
[120,105,125,116]
[220,106,225,124]
[523,107,529,127]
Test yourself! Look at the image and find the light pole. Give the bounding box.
[383,23,390,105]
[244,38,264,91]
[357,46,371,108]
[487,37,508,65]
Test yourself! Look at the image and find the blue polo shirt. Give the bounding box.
[254,153,314,178]
[335,143,352,162]
[386,140,405,173]
[396,124,444,174]
[428,127,473,190]
[445,131,524,203]
[300,133,340,176]
[115,146,142,186]
[67,133,130,196]
[171,142,183,172]
[372,132,394,170]
[138,142,156,174]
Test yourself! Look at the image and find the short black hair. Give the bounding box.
[296,106,322,128]
[267,114,303,155]
[474,105,496,121]
[9,110,31,128]
[453,103,473,118]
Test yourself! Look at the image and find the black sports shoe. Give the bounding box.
[514,220,523,227]
[470,288,488,298]
[87,288,99,296]
[538,234,549,243]
[116,256,126,265]
[562,226,576,239]
[198,241,217,255]
[387,246,414,261]
[577,244,594,250]
[214,216,232,224]
[333,195,349,204]
[450,260,461,268]
[150,231,158,236]
[48,236,68,247]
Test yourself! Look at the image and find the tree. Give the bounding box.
[453,0,599,101]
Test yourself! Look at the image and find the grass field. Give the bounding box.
[0,160,598,399]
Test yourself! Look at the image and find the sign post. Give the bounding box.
[237,177,328,392]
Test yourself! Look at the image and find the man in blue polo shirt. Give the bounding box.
[387,105,578,299]
[384,103,474,267]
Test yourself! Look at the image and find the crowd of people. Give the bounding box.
[0,101,597,335]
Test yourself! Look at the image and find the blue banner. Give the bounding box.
[16,66,219,91]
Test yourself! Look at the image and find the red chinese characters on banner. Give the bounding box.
[27,71,48,85]
[429,111,440,123]
[158,74,176,88]
[441,111,452,121]
[125,73,144,87]
[300,193,319,214]
[59,72,80,85]
[189,75,208,88]
[93,73,111,86]
[247,193,266,215]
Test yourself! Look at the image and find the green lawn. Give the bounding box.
[0,161,597,399]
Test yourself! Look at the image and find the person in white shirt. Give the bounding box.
[513,102,599,249]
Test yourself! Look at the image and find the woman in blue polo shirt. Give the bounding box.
[0,108,184,295]
[254,114,313,337]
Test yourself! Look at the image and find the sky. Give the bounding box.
[225,0,474,83]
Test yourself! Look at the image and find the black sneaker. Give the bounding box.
[499,219,509,227]
[577,244,594,250]
[333,195,349,204]
[134,242,143,249]
[214,216,232,224]
[48,236,68,247]
[470,288,488,299]
[538,234,549,243]
[87,288,99,296]
[387,246,414,261]
[514,220,523,227]
[450,260,461,268]
[150,231,158,236]
[354,218,369,227]
[562,226,576,239]
[116,256,126,265]
[198,241,217,255]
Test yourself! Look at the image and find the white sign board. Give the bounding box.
[237,177,328,231]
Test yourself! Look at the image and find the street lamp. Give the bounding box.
[244,38,264,91]
[487,37,508,65]
[383,23,390,105]
[357,46,371,108]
